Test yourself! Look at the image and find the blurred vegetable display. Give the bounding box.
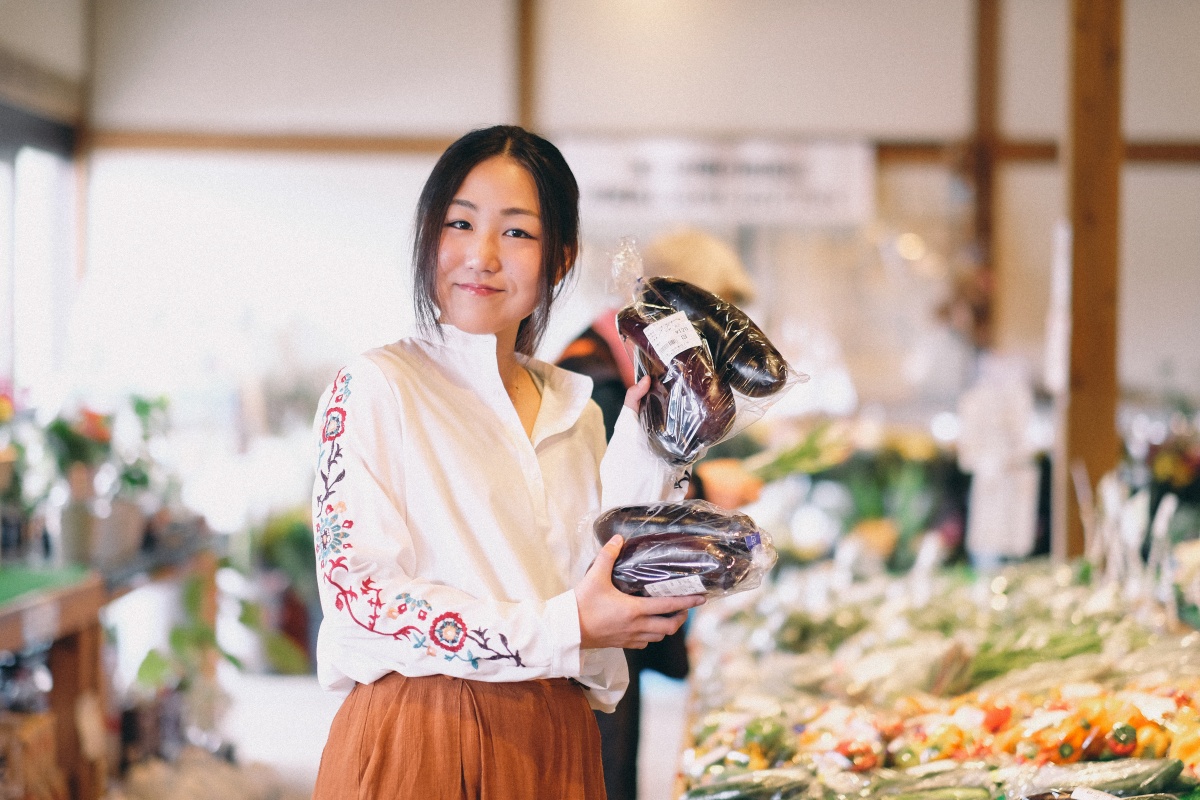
[247,506,319,671]
[675,547,1200,798]
[744,421,971,573]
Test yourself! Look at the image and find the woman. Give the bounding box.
[310,126,703,799]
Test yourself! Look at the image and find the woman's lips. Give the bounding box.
[457,282,502,296]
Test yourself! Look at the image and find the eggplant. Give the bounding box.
[594,502,759,545]
[617,304,736,465]
[610,531,754,597]
[596,502,771,598]
[640,277,789,398]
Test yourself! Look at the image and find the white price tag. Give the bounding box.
[643,311,704,363]
[644,575,706,597]
[1071,788,1120,800]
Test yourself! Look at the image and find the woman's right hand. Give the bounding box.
[575,535,705,650]
[622,375,651,412]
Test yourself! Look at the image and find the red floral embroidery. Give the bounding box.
[430,612,468,652]
[322,407,347,442]
[315,366,525,670]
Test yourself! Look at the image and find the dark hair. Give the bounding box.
[412,125,581,356]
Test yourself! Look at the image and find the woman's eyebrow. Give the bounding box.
[502,207,540,218]
[450,197,539,218]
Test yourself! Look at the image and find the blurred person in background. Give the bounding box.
[557,226,762,800]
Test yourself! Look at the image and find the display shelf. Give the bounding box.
[0,525,218,800]
[102,529,217,601]
[0,566,103,657]
[0,566,106,800]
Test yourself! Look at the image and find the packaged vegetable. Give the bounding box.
[1001,757,1187,799]
[680,767,811,799]
[611,239,804,466]
[594,501,777,599]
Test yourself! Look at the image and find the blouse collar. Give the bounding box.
[418,322,597,445]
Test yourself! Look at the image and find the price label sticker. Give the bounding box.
[644,575,706,597]
[745,533,761,549]
[643,311,704,363]
[1071,789,1120,800]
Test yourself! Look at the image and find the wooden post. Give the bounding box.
[965,0,1001,348]
[1053,0,1123,558]
[196,546,221,679]
[516,0,537,131]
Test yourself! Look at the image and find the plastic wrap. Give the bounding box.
[680,767,812,799]
[594,500,777,599]
[612,240,805,466]
[999,758,1187,799]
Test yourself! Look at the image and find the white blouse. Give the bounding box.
[311,324,683,712]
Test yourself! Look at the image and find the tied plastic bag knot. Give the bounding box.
[609,236,646,301]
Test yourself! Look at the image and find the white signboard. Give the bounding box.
[556,137,875,228]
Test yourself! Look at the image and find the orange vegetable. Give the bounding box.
[1134,723,1171,759]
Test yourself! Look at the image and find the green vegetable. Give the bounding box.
[966,625,1105,690]
[742,717,796,766]
[682,768,810,799]
[1034,758,1185,797]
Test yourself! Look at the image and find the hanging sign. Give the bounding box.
[556,136,875,228]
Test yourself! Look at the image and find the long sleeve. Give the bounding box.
[312,357,585,693]
[599,406,688,509]
[571,403,688,710]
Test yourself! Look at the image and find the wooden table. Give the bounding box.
[0,566,107,800]
[1,531,219,799]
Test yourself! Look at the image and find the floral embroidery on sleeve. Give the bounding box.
[314,366,525,671]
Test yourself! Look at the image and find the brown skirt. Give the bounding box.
[312,672,607,800]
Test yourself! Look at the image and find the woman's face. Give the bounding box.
[436,155,544,344]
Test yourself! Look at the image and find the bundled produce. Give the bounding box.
[678,754,1199,800]
[626,277,790,399]
[618,290,736,465]
[593,501,777,599]
[675,556,1200,797]
[611,240,801,466]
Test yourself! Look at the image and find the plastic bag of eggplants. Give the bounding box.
[594,500,778,599]
[617,276,799,466]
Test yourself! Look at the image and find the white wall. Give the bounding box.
[993,163,1062,372]
[75,150,435,530]
[91,0,516,133]
[1119,165,1200,394]
[46,0,1200,402]
[1000,0,1200,140]
[993,0,1200,396]
[1125,0,1200,139]
[77,150,430,395]
[993,162,1200,397]
[0,0,88,80]
[85,0,1193,142]
[538,0,974,138]
[999,0,1067,139]
[88,0,975,140]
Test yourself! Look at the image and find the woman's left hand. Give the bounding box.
[575,534,705,650]
[622,375,651,412]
